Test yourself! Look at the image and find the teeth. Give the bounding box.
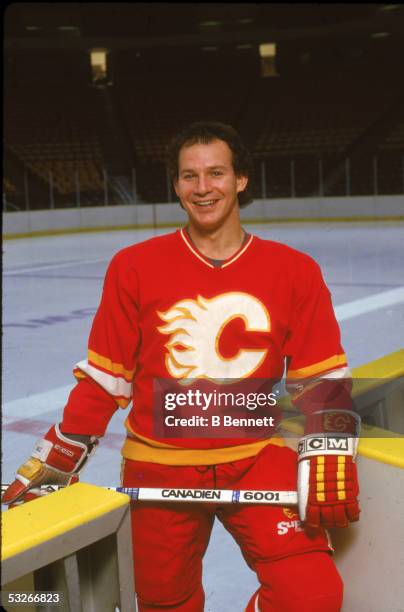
[194,200,215,206]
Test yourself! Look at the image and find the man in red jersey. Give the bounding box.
[3,122,360,611]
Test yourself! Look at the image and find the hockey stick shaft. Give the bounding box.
[1,484,297,505]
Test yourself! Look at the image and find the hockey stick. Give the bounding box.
[1,484,298,505]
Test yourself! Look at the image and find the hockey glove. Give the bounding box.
[2,424,98,507]
[297,409,360,529]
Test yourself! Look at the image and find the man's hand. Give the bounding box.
[2,424,98,507]
[297,410,360,529]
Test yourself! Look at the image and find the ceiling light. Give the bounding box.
[58,26,80,32]
[371,31,390,38]
[199,21,222,28]
[260,43,276,58]
[379,4,401,11]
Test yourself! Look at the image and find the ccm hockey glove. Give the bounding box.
[2,424,98,507]
[297,409,360,529]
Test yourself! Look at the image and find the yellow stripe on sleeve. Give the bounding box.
[287,354,347,379]
[88,350,135,380]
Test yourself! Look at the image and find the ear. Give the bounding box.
[236,175,248,193]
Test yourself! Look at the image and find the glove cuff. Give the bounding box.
[304,409,361,437]
[298,434,358,461]
[31,424,98,475]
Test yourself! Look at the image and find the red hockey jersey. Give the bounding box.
[61,229,348,464]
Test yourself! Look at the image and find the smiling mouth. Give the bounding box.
[193,200,217,207]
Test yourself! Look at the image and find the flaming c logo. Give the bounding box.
[157,292,271,381]
[324,413,351,432]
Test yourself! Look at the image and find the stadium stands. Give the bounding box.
[4,50,106,206]
[3,48,403,208]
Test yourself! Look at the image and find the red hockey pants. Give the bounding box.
[122,444,343,611]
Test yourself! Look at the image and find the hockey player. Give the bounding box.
[3,122,360,611]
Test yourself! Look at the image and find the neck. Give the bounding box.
[186,222,245,260]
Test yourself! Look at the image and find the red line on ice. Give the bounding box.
[3,418,124,450]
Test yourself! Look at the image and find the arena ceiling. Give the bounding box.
[5,3,404,50]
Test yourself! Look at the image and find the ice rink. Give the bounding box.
[3,221,404,611]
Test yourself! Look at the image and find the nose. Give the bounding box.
[194,174,211,195]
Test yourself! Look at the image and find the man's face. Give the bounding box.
[174,139,248,232]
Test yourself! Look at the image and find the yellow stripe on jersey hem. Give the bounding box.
[287,354,347,379]
[121,429,284,465]
[88,349,135,380]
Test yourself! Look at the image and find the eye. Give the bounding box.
[211,170,223,177]
[182,173,195,180]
